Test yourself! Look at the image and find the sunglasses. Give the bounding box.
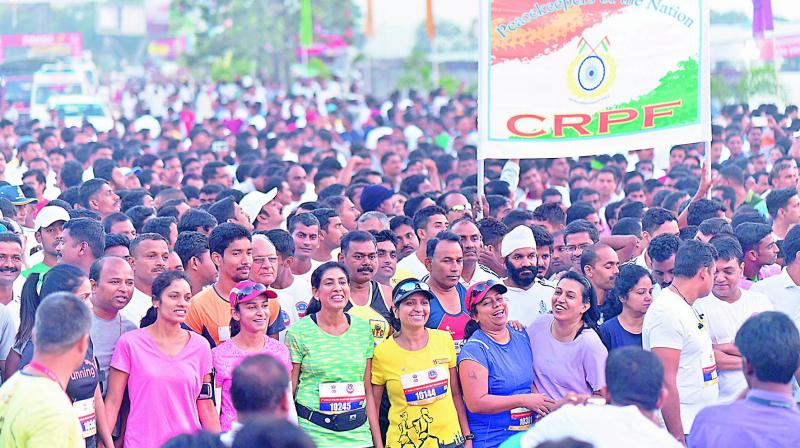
[231,283,268,306]
[396,280,430,295]
[470,280,498,297]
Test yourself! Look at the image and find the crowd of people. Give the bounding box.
[0,76,797,448]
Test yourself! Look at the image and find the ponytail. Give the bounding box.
[464,320,480,340]
[386,309,401,333]
[140,306,157,328]
[16,273,42,348]
[305,298,321,315]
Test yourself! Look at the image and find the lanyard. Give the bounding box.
[747,395,797,410]
[28,361,66,392]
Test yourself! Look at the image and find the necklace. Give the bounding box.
[670,284,704,330]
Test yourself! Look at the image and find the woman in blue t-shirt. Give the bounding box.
[599,264,653,351]
[457,280,555,448]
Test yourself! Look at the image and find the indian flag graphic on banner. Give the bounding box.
[478,0,710,159]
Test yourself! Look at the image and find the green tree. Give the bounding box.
[174,0,357,83]
[711,64,786,104]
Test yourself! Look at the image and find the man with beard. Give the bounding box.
[338,231,391,344]
[693,236,772,404]
[580,243,620,321]
[187,224,284,347]
[89,256,137,387]
[389,215,418,260]
[647,233,681,294]
[450,217,499,287]
[500,225,555,326]
[124,233,169,326]
[21,206,69,279]
[531,225,554,283]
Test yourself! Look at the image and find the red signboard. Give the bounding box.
[0,32,83,63]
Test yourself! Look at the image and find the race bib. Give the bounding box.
[702,350,718,386]
[508,407,534,431]
[72,398,96,438]
[401,366,449,406]
[218,325,231,341]
[319,382,366,414]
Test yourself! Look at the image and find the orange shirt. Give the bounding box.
[186,286,283,347]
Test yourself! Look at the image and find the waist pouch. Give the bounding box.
[296,402,368,432]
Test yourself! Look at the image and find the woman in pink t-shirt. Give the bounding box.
[105,271,220,448]
[212,281,292,431]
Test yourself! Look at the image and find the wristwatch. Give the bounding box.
[464,434,475,441]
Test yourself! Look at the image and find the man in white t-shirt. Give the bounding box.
[643,240,719,443]
[520,347,681,448]
[500,225,554,326]
[693,237,772,404]
[264,230,312,339]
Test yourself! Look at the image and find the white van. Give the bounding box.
[46,95,113,133]
[29,65,91,123]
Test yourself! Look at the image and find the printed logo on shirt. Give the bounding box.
[432,358,450,365]
[280,310,291,328]
[538,300,548,315]
[369,319,388,341]
[319,382,366,414]
[401,366,449,406]
[296,302,308,318]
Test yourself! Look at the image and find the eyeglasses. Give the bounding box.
[565,243,592,254]
[449,204,472,213]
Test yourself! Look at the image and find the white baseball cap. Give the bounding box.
[501,225,537,258]
[34,206,70,231]
[240,188,278,224]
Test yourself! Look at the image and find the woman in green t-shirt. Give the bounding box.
[285,261,379,448]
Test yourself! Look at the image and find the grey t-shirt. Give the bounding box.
[91,313,137,390]
[0,304,15,363]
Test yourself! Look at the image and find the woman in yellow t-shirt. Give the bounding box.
[369,278,472,448]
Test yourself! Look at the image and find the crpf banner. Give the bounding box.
[478,0,710,159]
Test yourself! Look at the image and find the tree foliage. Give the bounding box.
[711,64,786,104]
[173,0,356,82]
